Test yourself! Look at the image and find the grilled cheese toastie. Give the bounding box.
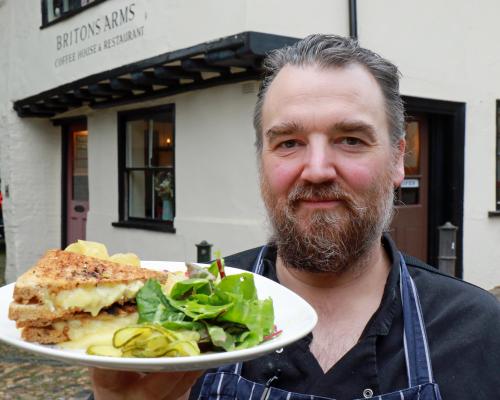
[8,249,169,346]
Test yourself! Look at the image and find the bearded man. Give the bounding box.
[90,35,500,400]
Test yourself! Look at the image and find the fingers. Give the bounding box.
[129,370,204,400]
[90,367,204,400]
[90,368,141,391]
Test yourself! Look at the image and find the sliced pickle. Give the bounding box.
[164,340,200,357]
[87,345,123,357]
[113,326,150,348]
[108,323,201,358]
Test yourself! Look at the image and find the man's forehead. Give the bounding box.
[267,62,380,95]
[261,63,389,132]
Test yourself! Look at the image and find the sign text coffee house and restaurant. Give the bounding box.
[54,3,144,68]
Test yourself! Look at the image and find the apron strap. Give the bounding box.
[399,252,435,387]
[215,246,267,375]
[252,245,268,275]
[217,362,243,374]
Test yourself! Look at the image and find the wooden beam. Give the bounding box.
[57,94,83,107]
[153,66,201,81]
[181,59,230,75]
[205,50,256,68]
[130,71,177,87]
[43,100,69,112]
[73,88,98,101]
[110,78,152,92]
[29,104,57,116]
[88,83,130,97]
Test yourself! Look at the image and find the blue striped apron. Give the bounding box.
[197,248,443,400]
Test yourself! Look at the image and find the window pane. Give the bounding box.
[72,130,89,201]
[126,120,149,167]
[45,0,97,23]
[404,121,420,176]
[128,170,152,219]
[401,187,419,205]
[127,169,175,221]
[154,170,174,221]
[152,121,174,167]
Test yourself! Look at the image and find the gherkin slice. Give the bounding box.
[86,345,123,357]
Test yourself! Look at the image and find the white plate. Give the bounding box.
[0,261,317,372]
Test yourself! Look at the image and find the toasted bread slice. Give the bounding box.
[21,304,138,345]
[12,249,168,304]
[9,302,76,327]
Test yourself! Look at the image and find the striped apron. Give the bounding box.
[197,248,443,400]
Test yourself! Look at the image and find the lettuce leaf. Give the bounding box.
[135,262,276,353]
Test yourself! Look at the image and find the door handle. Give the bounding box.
[74,205,85,213]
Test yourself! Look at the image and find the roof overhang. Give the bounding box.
[14,31,299,118]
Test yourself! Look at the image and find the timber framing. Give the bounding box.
[13,31,298,118]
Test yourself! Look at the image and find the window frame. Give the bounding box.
[114,104,176,233]
[41,0,108,28]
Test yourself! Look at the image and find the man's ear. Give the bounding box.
[393,138,406,187]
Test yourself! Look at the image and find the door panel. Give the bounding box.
[66,124,89,244]
[390,114,429,261]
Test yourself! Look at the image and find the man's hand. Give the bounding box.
[90,368,204,400]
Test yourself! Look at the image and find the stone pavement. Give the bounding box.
[0,342,92,400]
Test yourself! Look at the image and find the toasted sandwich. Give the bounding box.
[8,249,169,347]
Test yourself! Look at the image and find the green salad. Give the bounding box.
[87,260,278,358]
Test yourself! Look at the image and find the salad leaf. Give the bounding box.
[136,279,184,324]
[169,278,213,299]
[167,297,233,320]
[186,263,217,280]
[133,261,278,356]
[217,296,274,337]
[207,325,235,351]
[217,273,257,301]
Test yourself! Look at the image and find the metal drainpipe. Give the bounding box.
[349,0,358,39]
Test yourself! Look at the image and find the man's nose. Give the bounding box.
[300,139,337,184]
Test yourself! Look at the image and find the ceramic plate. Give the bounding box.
[0,261,317,372]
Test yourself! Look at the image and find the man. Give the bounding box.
[90,35,500,399]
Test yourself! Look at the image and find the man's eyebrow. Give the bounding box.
[330,120,377,141]
[264,121,305,141]
[264,120,378,142]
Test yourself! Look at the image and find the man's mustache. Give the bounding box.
[287,183,356,207]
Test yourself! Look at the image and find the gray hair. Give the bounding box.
[253,34,405,153]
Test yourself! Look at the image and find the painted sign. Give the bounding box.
[53,2,146,68]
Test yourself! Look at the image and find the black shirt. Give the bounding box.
[190,235,500,400]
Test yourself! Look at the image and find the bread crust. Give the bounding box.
[12,249,168,304]
[20,304,138,344]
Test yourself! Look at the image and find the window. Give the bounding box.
[115,105,175,232]
[42,0,106,26]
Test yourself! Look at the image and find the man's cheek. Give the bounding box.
[265,164,297,195]
[341,165,379,191]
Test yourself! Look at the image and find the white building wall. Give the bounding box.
[0,1,62,281]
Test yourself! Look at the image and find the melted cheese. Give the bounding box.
[49,281,144,316]
[57,312,138,349]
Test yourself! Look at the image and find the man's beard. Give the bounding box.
[261,174,395,274]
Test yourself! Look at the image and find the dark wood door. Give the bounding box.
[390,114,429,261]
[66,123,89,244]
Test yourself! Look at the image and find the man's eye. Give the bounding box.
[340,137,363,146]
[279,140,298,149]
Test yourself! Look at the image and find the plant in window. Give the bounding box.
[154,171,174,200]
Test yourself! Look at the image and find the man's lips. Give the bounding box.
[296,198,344,209]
